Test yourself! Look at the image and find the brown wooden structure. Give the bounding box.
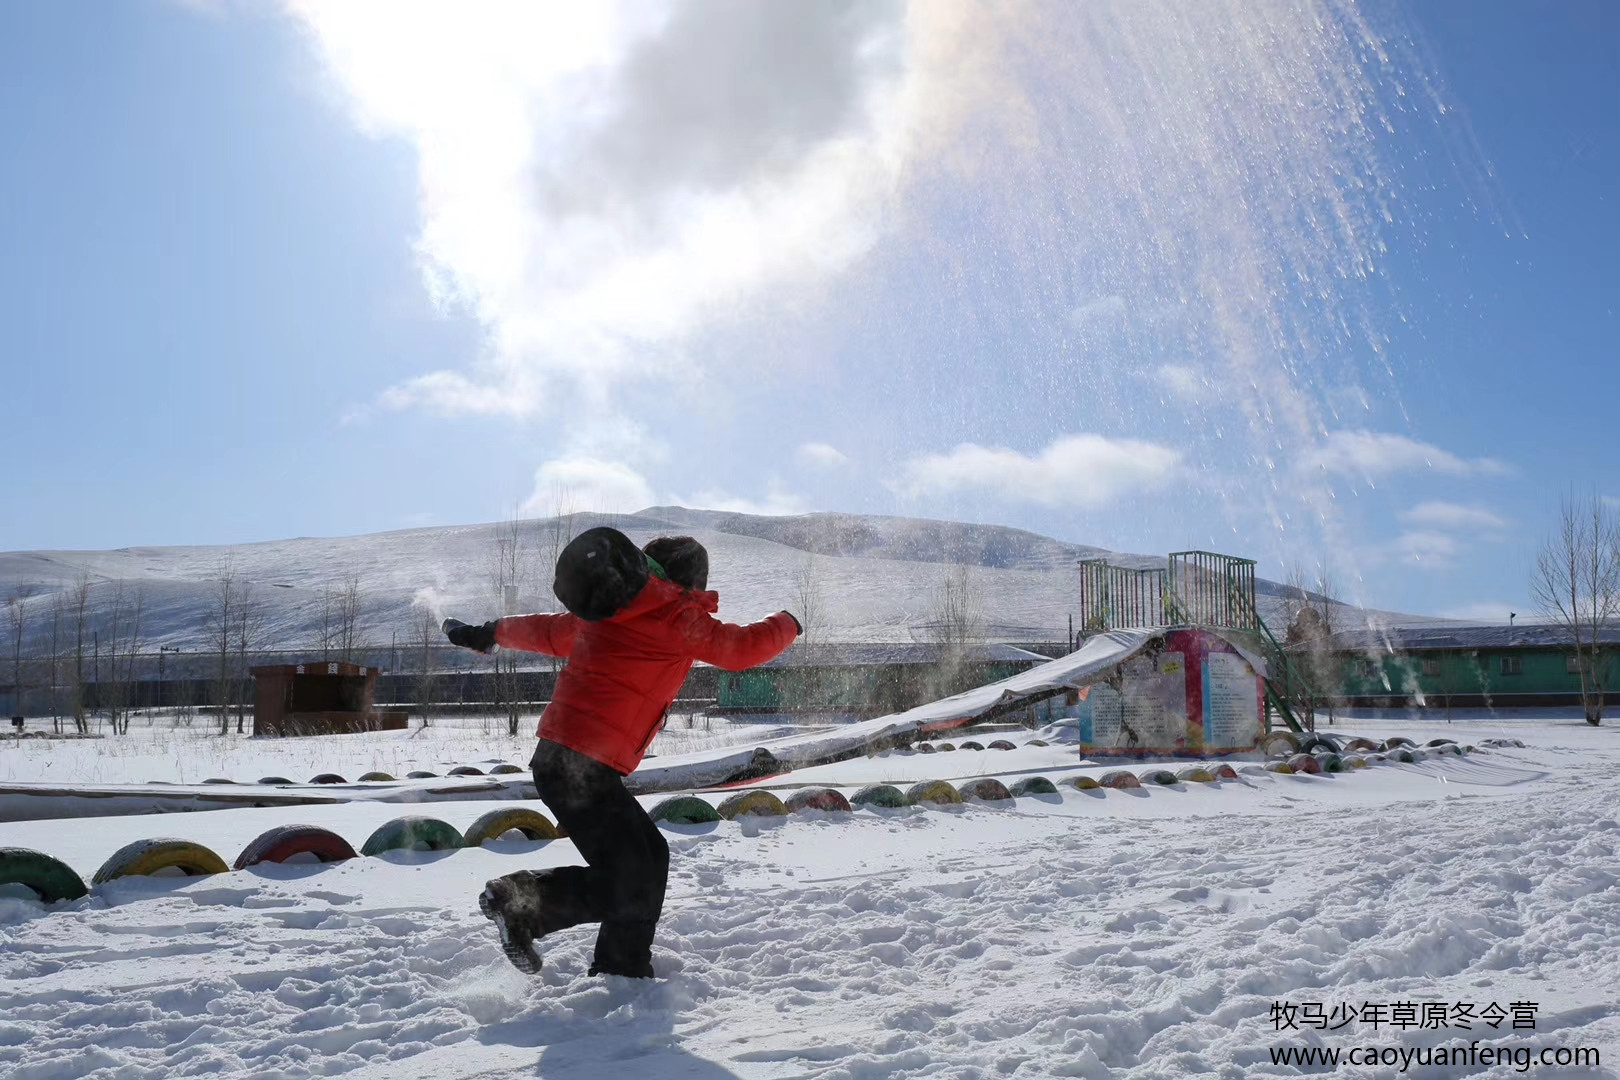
[251,661,409,737]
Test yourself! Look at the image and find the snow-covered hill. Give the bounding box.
[0,507,1448,652]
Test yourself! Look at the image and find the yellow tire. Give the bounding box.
[462,808,559,846]
[906,780,963,805]
[92,839,229,885]
[716,790,788,820]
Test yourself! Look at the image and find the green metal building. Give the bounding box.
[1325,624,1620,708]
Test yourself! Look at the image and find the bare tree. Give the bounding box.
[931,562,984,651]
[233,583,266,734]
[106,586,145,735]
[334,576,365,662]
[927,562,985,700]
[47,589,64,733]
[539,488,578,609]
[789,554,826,711]
[1532,493,1620,726]
[69,574,93,734]
[489,513,524,736]
[1283,560,1344,728]
[412,602,439,726]
[205,557,241,735]
[4,589,31,722]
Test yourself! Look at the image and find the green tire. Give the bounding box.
[851,784,909,808]
[649,796,722,826]
[359,816,464,857]
[0,847,88,903]
[1009,776,1058,796]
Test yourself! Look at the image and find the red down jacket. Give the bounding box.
[495,575,799,775]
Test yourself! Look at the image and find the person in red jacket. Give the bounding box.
[445,527,799,978]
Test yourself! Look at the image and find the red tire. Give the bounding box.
[233,825,359,870]
[783,787,852,813]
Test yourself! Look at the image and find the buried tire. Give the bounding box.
[1176,766,1216,783]
[784,787,852,813]
[1259,731,1301,757]
[1098,770,1142,790]
[851,784,909,809]
[359,817,464,857]
[717,790,789,820]
[92,839,230,885]
[257,776,294,786]
[956,777,1013,802]
[234,825,358,870]
[446,766,485,777]
[907,780,963,806]
[489,763,525,775]
[1009,776,1058,796]
[0,847,89,903]
[462,808,559,846]
[649,796,722,826]
[308,773,347,785]
[358,772,395,782]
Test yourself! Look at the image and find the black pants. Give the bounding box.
[529,739,669,976]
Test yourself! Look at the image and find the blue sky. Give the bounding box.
[1,1,1616,622]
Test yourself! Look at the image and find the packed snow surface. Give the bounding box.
[1,714,1617,1078]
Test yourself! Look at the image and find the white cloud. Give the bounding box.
[1299,431,1508,479]
[377,370,535,417]
[796,442,850,469]
[1399,502,1506,531]
[280,2,977,420]
[521,457,654,516]
[674,483,808,517]
[1157,364,1208,402]
[1067,295,1126,331]
[1387,530,1459,565]
[899,434,1181,508]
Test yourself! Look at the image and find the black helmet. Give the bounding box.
[553,527,649,621]
[642,535,709,591]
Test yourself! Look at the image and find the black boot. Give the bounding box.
[588,918,657,978]
[478,871,548,974]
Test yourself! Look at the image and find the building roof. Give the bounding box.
[754,642,1055,669]
[1325,623,1620,653]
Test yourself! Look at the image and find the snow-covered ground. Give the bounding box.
[2,714,1617,1078]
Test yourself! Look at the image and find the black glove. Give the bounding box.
[443,617,498,653]
[780,611,803,635]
